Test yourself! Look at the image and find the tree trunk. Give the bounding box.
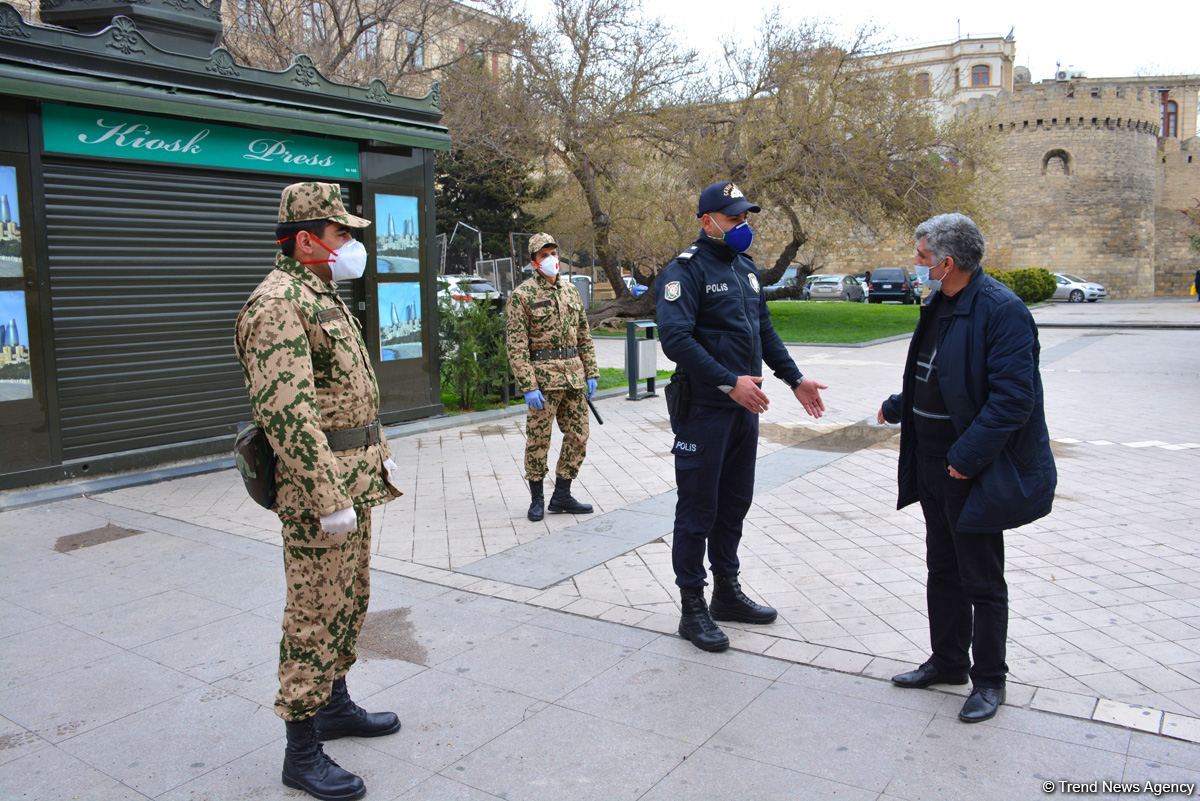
[571,154,629,301]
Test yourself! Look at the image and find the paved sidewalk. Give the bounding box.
[2,314,1200,799]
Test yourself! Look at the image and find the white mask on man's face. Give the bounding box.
[537,254,559,277]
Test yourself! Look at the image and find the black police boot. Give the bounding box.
[314,677,401,740]
[527,480,545,522]
[678,587,730,652]
[709,573,778,624]
[282,716,366,801]
[547,477,593,514]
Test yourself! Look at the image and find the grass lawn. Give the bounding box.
[441,367,672,413]
[768,301,919,343]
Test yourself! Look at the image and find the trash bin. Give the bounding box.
[625,320,658,400]
[569,274,592,308]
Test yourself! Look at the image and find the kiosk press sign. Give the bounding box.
[42,103,360,179]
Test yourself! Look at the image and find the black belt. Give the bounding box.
[531,347,578,361]
[324,421,382,451]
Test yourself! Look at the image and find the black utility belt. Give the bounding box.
[531,347,579,361]
[324,421,382,452]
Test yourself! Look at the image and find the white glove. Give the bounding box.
[383,458,402,491]
[320,506,358,534]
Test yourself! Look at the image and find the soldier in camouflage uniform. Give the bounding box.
[235,182,403,801]
[506,233,598,521]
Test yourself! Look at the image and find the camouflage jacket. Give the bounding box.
[505,273,598,393]
[235,254,398,522]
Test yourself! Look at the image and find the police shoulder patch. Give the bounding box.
[664,281,682,302]
[675,245,698,261]
[747,273,760,294]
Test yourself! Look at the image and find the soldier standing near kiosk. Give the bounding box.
[657,181,828,652]
[506,233,598,522]
[236,182,404,801]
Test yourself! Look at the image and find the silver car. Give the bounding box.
[1053,273,1106,303]
[808,274,866,302]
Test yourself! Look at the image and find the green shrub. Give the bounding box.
[437,297,510,410]
[984,267,1056,304]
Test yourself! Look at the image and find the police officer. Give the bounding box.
[506,233,598,521]
[657,181,828,652]
[235,182,404,801]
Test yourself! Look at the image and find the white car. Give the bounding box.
[1053,273,1106,303]
[436,275,500,308]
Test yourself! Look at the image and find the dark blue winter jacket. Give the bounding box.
[882,269,1056,533]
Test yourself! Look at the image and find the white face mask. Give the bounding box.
[537,253,559,278]
[329,238,368,282]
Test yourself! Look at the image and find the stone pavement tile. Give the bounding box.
[360,597,522,667]
[953,701,1131,753]
[0,713,48,767]
[1045,650,1113,677]
[1081,672,1154,700]
[359,669,543,773]
[1092,645,1162,671]
[640,634,791,681]
[443,704,691,801]
[71,590,242,650]
[1122,757,1200,790]
[0,651,202,743]
[64,529,208,572]
[435,589,543,624]
[0,621,123,691]
[108,540,267,591]
[134,611,283,683]
[1031,688,1099,720]
[559,650,771,745]
[639,745,876,801]
[177,560,285,612]
[884,715,1127,801]
[0,597,50,640]
[396,774,504,801]
[1,566,171,621]
[1093,699,1163,733]
[777,663,954,715]
[435,623,635,702]
[58,686,279,797]
[1124,666,1200,694]
[525,608,658,648]
[708,681,932,793]
[1161,714,1200,745]
[0,745,152,800]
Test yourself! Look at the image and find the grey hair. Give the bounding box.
[914,213,984,272]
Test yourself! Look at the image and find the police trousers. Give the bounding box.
[276,507,372,721]
[918,454,1008,689]
[670,403,758,589]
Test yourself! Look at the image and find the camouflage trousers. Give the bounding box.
[275,507,372,721]
[524,388,590,481]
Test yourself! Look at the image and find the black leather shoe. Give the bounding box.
[527,480,545,522]
[314,678,401,740]
[547,477,593,514]
[959,686,1005,723]
[891,661,969,689]
[282,717,366,801]
[709,573,777,624]
[678,587,730,652]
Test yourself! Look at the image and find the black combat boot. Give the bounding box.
[678,587,730,652]
[547,476,593,514]
[528,480,545,522]
[282,716,366,801]
[314,677,401,740]
[709,573,778,624]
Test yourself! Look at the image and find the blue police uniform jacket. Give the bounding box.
[656,236,803,408]
[881,269,1057,534]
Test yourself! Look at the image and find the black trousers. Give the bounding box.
[670,404,758,589]
[918,453,1008,688]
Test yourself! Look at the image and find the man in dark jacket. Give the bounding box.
[657,180,827,652]
[878,213,1056,723]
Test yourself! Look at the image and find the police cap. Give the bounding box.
[696,181,761,219]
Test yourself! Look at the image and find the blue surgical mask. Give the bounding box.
[709,217,754,253]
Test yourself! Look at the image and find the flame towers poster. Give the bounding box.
[378,282,422,361]
[0,291,31,400]
[0,167,22,279]
[375,194,420,274]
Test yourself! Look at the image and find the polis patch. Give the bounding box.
[664,281,682,302]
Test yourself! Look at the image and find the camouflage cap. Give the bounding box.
[527,232,558,256]
[278,182,371,228]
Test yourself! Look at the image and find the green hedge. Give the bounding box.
[984,267,1056,304]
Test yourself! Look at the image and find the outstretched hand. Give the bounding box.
[793,378,828,418]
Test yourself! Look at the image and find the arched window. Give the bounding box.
[914,72,931,97]
[1041,149,1071,176]
[971,65,990,87]
[1162,99,1178,138]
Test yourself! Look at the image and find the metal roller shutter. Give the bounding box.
[42,159,354,461]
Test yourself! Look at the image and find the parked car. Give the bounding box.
[801,274,818,300]
[763,265,801,296]
[868,267,917,304]
[808,274,867,302]
[1053,273,1107,303]
[437,275,500,308]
